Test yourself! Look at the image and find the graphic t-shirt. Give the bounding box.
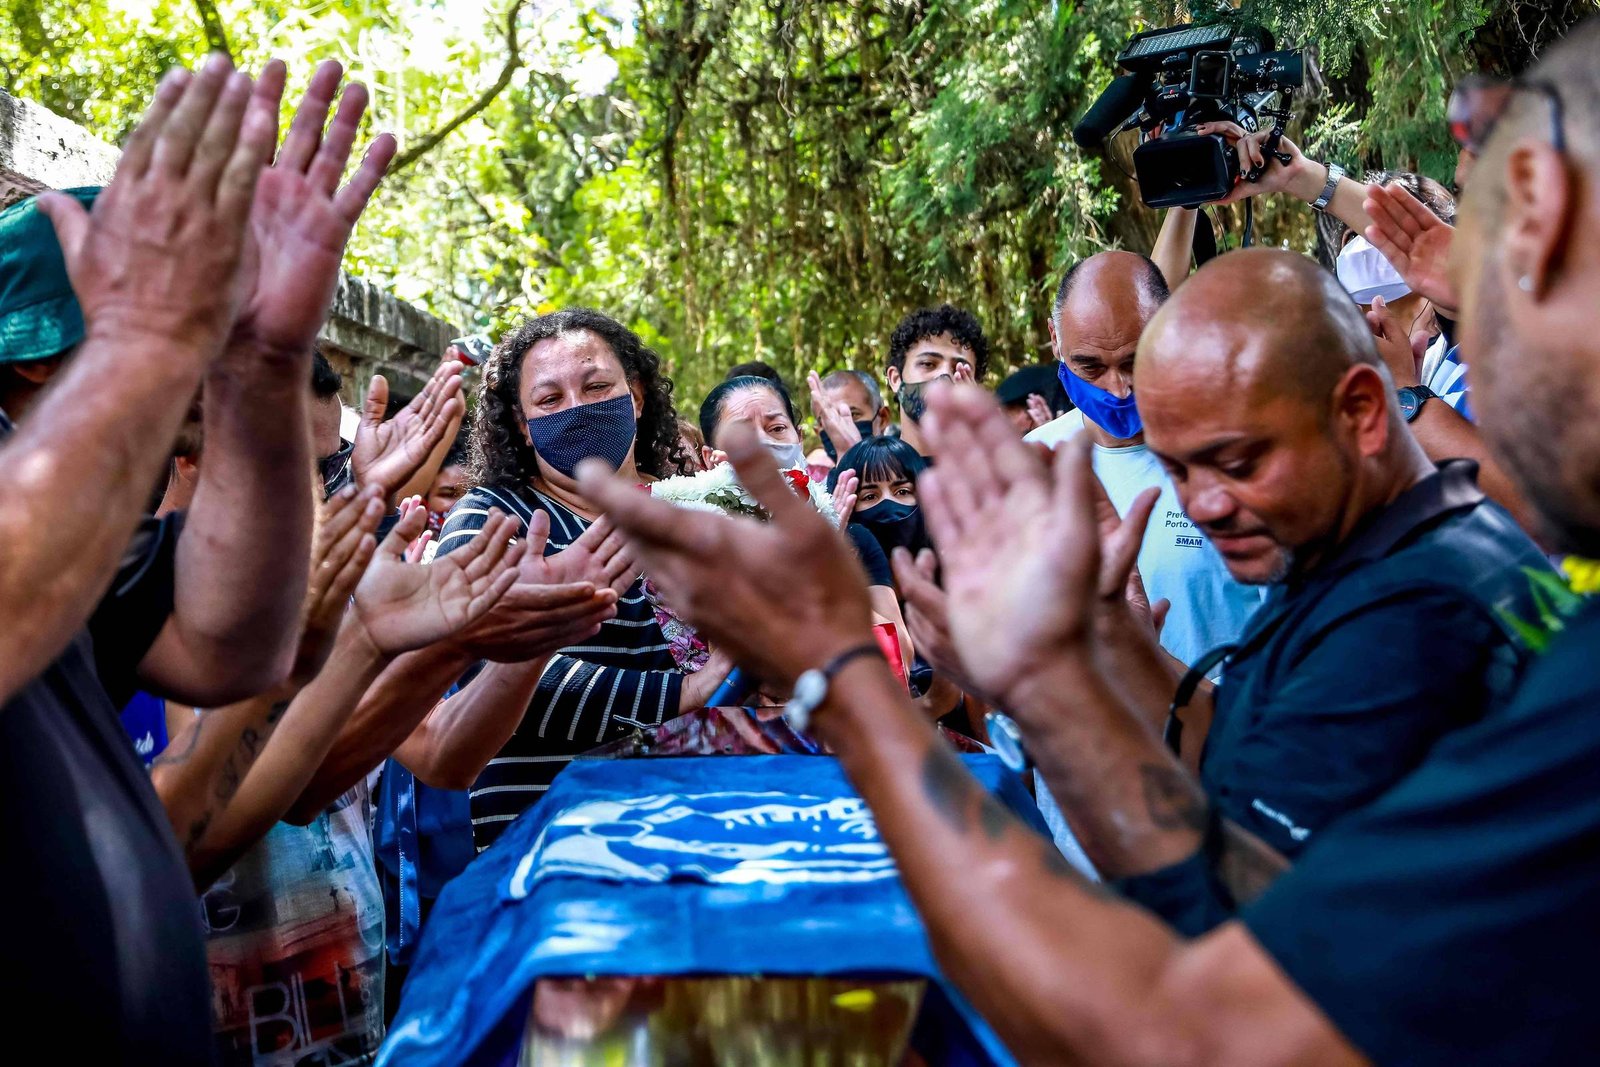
[202,781,386,1066]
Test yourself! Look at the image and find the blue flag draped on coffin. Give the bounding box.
[380,753,1044,1065]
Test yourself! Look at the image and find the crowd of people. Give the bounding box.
[2,17,1599,1064]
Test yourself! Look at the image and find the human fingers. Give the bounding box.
[1151,598,1171,636]
[379,497,429,557]
[333,132,397,226]
[117,68,191,180]
[578,459,724,558]
[1101,486,1158,599]
[522,510,551,560]
[917,468,966,556]
[953,362,975,384]
[1194,120,1248,143]
[892,546,943,618]
[361,374,391,435]
[1049,434,1103,576]
[458,512,519,582]
[249,59,287,148]
[306,80,368,196]
[215,86,278,227]
[187,70,254,201]
[404,531,432,564]
[277,59,343,174]
[721,423,813,527]
[315,483,376,555]
[318,490,384,590]
[918,404,984,524]
[151,53,233,176]
[34,194,92,279]
[325,528,378,610]
[954,383,1043,497]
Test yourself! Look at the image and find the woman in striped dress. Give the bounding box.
[400,309,733,850]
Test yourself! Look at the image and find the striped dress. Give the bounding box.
[435,483,686,849]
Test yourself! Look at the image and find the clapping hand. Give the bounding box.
[891,546,992,702]
[451,510,622,662]
[831,469,859,527]
[351,359,467,504]
[1364,181,1461,316]
[1025,394,1054,430]
[352,501,523,654]
[577,424,875,688]
[808,370,865,454]
[291,482,387,684]
[916,385,1106,708]
[229,59,397,360]
[38,55,277,365]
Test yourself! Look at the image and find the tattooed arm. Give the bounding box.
[183,616,392,888]
[578,429,1364,1066]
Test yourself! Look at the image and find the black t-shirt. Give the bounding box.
[1242,596,1600,1065]
[844,523,894,587]
[0,411,212,1064]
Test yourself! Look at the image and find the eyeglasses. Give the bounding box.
[1448,75,1566,157]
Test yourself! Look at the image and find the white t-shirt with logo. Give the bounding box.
[1024,410,1267,866]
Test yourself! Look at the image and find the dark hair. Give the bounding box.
[310,346,343,398]
[724,360,786,389]
[441,425,471,470]
[698,375,799,446]
[1053,255,1170,317]
[828,434,929,492]
[466,307,687,488]
[888,305,991,380]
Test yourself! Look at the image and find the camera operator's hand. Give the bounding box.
[1192,121,1318,205]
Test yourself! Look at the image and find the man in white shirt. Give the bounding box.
[1025,251,1265,858]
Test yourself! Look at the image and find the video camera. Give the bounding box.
[1073,22,1305,209]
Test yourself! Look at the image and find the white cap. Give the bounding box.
[1336,235,1412,305]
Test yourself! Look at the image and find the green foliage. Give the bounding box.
[3,0,1595,411]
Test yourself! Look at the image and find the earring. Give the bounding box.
[1518,275,1535,292]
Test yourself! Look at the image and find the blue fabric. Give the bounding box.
[1056,362,1141,439]
[118,690,168,768]
[375,759,476,964]
[1427,343,1473,421]
[379,754,1044,1066]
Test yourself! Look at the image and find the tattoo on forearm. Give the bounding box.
[179,698,293,859]
[1138,763,1209,833]
[151,715,205,770]
[1216,819,1290,906]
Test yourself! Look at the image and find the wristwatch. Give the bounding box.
[1397,384,1438,423]
[1311,162,1345,213]
[784,642,884,734]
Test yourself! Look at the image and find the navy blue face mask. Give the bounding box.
[820,420,877,461]
[851,498,928,556]
[525,393,638,478]
[1056,362,1142,440]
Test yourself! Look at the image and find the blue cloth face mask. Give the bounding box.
[525,393,638,478]
[1056,362,1142,440]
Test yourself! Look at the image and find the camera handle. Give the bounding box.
[1243,96,1296,184]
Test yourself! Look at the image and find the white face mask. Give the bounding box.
[1336,235,1412,304]
[760,438,806,471]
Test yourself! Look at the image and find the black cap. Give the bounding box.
[995,363,1069,411]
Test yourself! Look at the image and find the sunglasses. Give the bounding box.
[1448,75,1566,157]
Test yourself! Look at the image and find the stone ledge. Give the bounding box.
[0,89,460,401]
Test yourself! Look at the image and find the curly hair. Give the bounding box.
[466,308,688,489]
[887,304,991,380]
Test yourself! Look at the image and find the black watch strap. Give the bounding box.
[1398,384,1439,423]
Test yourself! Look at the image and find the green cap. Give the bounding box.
[0,186,100,364]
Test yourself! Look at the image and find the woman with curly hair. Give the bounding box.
[403,309,732,850]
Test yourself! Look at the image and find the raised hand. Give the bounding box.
[451,510,620,662]
[291,482,387,684]
[37,55,277,364]
[916,385,1104,708]
[808,370,864,453]
[1364,295,1425,388]
[831,469,859,527]
[577,424,875,687]
[352,503,523,654]
[891,546,991,701]
[1364,181,1461,315]
[350,359,466,504]
[544,514,638,597]
[229,59,398,358]
[1025,393,1054,430]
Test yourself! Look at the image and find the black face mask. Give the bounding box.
[851,498,928,556]
[897,375,951,425]
[820,420,877,461]
[318,440,353,500]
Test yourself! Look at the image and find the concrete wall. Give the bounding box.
[0,89,460,405]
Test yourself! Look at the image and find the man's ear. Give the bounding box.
[873,406,890,435]
[1333,364,1392,458]
[1047,317,1062,363]
[1501,140,1573,300]
[12,356,62,386]
[884,365,902,394]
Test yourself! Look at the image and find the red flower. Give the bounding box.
[783,469,810,498]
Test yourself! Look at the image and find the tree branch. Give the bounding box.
[192,0,234,60]
[389,0,528,175]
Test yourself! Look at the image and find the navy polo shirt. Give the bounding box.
[1241,596,1600,1065]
